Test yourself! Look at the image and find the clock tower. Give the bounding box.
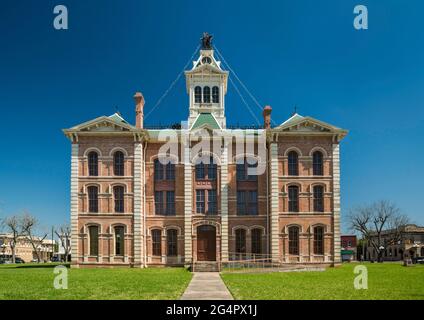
[185,33,229,129]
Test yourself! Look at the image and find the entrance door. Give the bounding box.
[197,225,216,261]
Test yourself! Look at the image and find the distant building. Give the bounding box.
[364,224,424,261]
[0,234,56,262]
[341,235,357,262]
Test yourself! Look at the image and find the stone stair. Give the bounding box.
[193,261,220,272]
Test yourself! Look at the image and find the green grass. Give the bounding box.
[221,263,424,300]
[0,264,192,300]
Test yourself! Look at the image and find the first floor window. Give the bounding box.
[152,229,161,256]
[166,191,175,215]
[207,190,217,214]
[155,191,175,215]
[313,226,324,255]
[196,190,205,213]
[89,226,99,256]
[235,229,246,254]
[115,226,125,256]
[288,226,299,255]
[155,191,164,215]
[167,229,178,256]
[251,228,262,255]
[237,190,258,215]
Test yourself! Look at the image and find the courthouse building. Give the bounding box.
[63,34,348,269]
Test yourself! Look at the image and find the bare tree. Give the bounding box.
[1,215,23,264]
[348,200,410,262]
[21,213,47,263]
[55,224,71,262]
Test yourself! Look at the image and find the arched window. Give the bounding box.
[251,228,262,255]
[212,86,219,103]
[288,226,299,255]
[287,151,299,176]
[203,86,211,103]
[313,226,324,255]
[87,186,99,213]
[195,156,216,180]
[313,185,324,212]
[235,229,246,255]
[313,151,323,176]
[113,186,125,213]
[114,226,125,256]
[421,247,424,257]
[88,151,98,176]
[167,229,178,257]
[166,162,175,180]
[194,86,202,103]
[113,151,124,176]
[288,186,299,212]
[152,229,162,256]
[88,226,99,256]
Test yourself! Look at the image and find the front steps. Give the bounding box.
[192,261,220,272]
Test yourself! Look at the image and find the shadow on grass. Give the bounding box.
[0,263,70,269]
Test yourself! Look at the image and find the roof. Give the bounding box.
[191,113,221,130]
[280,113,304,126]
[107,113,131,126]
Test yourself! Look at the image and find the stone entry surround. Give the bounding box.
[181,273,233,300]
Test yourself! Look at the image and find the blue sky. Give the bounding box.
[0,0,423,233]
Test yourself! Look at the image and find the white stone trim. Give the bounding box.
[220,145,229,262]
[270,143,280,263]
[133,142,144,267]
[332,143,341,264]
[70,144,79,265]
[183,145,193,264]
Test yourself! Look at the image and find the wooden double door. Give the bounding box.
[197,225,216,261]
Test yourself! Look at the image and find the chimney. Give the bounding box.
[134,92,145,129]
[263,105,272,129]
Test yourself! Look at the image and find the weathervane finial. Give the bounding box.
[201,32,213,50]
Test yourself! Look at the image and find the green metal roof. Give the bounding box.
[191,113,221,130]
[341,250,355,255]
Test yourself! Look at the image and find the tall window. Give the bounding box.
[194,86,202,103]
[236,161,258,181]
[166,191,175,215]
[251,228,262,255]
[154,159,175,181]
[313,151,323,176]
[313,185,324,212]
[88,151,98,176]
[237,191,258,215]
[152,229,161,256]
[313,226,324,255]
[212,86,219,103]
[196,190,205,214]
[113,151,124,176]
[207,190,217,214]
[235,229,246,254]
[167,229,178,256]
[203,86,211,103]
[195,156,216,180]
[89,226,99,256]
[88,186,99,213]
[288,226,299,255]
[155,191,163,215]
[114,186,125,213]
[287,151,299,176]
[288,186,299,212]
[114,226,125,256]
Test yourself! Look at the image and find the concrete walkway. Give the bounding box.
[181,272,233,300]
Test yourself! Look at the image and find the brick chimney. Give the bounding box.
[263,105,272,129]
[134,92,145,129]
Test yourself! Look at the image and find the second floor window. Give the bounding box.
[88,151,98,176]
[114,186,124,213]
[237,191,258,215]
[288,186,299,212]
[196,190,205,214]
[288,151,299,176]
[113,151,124,176]
[212,86,219,103]
[313,151,323,176]
[203,86,211,103]
[195,157,216,180]
[194,86,202,103]
[88,186,99,213]
[196,189,217,214]
[236,161,258,181]
[154,159,175,181]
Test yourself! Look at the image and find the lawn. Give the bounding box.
[221,263,424,300]
[0,264,192,300]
